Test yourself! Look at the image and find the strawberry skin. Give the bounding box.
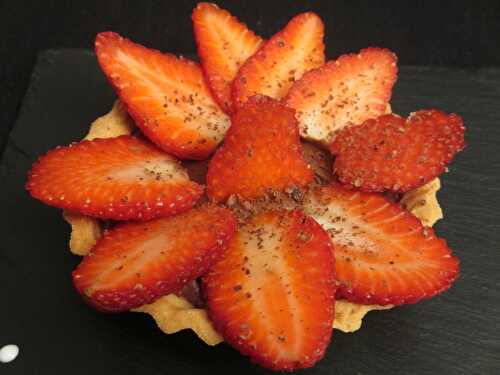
[305,183,460,305]
[26,135,203,221]
[285,47,398,145]
[203,210,335,371]
[331,110,466,193]
[73,205,237,312]
[206,95,313,203]
[192,2,263,114]
[95,32,230,160]
[232,12,325,110]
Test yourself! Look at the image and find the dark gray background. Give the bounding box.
[1,49,499,374]
[2,0,500,153]
[1,0,500,373]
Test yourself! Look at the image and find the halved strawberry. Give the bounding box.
[203,210,335,371]
[95,32,230,160]
[284,47,397,145]
[330,110,466,193]
[232,12,325,110]
[192,2,263,114]
[26,135,203,221]
[304,183,460,305]
[206,95,313,203]
[73,205,236,311]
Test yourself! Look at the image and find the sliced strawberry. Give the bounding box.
[284,47,397,145]
[304,183,460,305]
[330,110,466,193]
[73,205,236,312]
[232,12,325,110]
[203,210,335,370]
[95,32,230,160]
[192,2,263,114]
[26,135,203,221]
[206,95,313,203]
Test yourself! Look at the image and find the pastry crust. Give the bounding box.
[62,211,102,256]
[63,101,135,255]
[334,300,392,332]
[133,294,224,346]
[83,100,135,141]
[65,102,445,344]
[401,178,443,226]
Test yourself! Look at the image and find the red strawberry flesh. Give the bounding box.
[73,205,237,311]
[305,183,460,305]
[192,2,263,113]
[95,31,230,160]
[232,12,325,109]
[285,47,398,145]
[207,95,313,203]
[331,110,466,193]
[26,135,203,221]
[203,210,335,370]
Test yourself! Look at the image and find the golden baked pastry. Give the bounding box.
[65,102,445,344]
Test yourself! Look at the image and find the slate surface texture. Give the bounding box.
[0,50,499,374]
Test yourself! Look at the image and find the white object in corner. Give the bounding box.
[0,344,19,363]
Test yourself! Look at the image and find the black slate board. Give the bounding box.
[1,50,499,375]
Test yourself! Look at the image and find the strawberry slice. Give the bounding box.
[330,110,466,193]
[95,32,230,160]
[232,12,325,110]
[192,2,263,114]
[73,205,236,311]
[206,95,313,203]
[203,210,335,370]
[284,47,398,145]
[304,183,460,305]
[26,135,203,221]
